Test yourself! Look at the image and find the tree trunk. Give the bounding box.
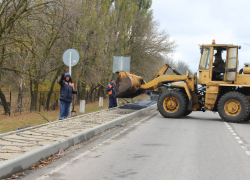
[17,87,22,105]
[100,85,104,97]
[0,88,8,114]
[80,82,87,100]
[89,89,93,103]
[0,47,8,114]
[93,89,96,102]
[80,69,87,100]
[31,80,39,111]
[47,69,62,110]
[30,78,33,111]
[101,80,107,98]
[98,87,101,97]
[85,90,89,103]
[76,80,81,105]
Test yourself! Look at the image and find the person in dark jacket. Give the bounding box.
[213,53,225,72]
[107,79,117,109]
[212,52,225,80]
[59,73,77,120]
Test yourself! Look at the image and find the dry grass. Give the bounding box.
[0,95,149,134]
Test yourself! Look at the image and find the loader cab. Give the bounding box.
[198,43,238,85]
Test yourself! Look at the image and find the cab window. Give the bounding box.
[227,48,237,68]
[199,47,210,70]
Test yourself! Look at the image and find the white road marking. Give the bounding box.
[36,113,157,180]
[225,123,250,157]
[242,146,247,149]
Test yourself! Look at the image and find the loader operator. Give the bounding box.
[107,79,117,109]
[212,52,225,80]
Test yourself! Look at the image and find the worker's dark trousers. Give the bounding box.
[59,100,71,120]
[109,97,117,109]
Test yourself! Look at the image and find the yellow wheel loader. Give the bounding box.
[115,40,250,123]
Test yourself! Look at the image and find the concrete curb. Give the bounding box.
[0,107,119,138]
[0,104,156,179]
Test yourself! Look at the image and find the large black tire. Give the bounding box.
[157,90,187,118]
[183,110,192,116]
[218,92,250,123]
[243,108,250,122]
[183,94,193,116]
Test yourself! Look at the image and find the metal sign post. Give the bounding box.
[62,49,80,116]
[63,49,79,75]
[69,52,72,75]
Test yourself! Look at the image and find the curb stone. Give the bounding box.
[0,104,156,179]
[0,107,118,138]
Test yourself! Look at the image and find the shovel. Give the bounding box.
[38,112,51,123]
[71,95,77,117]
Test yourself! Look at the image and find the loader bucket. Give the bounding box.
[115,71,146,98]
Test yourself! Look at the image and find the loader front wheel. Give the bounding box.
[218,92,250,123]
[158,90,187,118]
[183,110,192,116]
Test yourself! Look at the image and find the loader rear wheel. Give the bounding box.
[157,90,187,118]
[218,92,250,123]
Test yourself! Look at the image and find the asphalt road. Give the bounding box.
[22,111,250,180]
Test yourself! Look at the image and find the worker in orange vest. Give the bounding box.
[106,79,117,109]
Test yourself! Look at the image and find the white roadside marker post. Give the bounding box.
[99,97,103,107]
[80,100,85,114]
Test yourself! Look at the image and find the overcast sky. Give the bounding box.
[152,0,250,73]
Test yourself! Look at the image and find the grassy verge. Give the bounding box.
[0,95,149,134]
